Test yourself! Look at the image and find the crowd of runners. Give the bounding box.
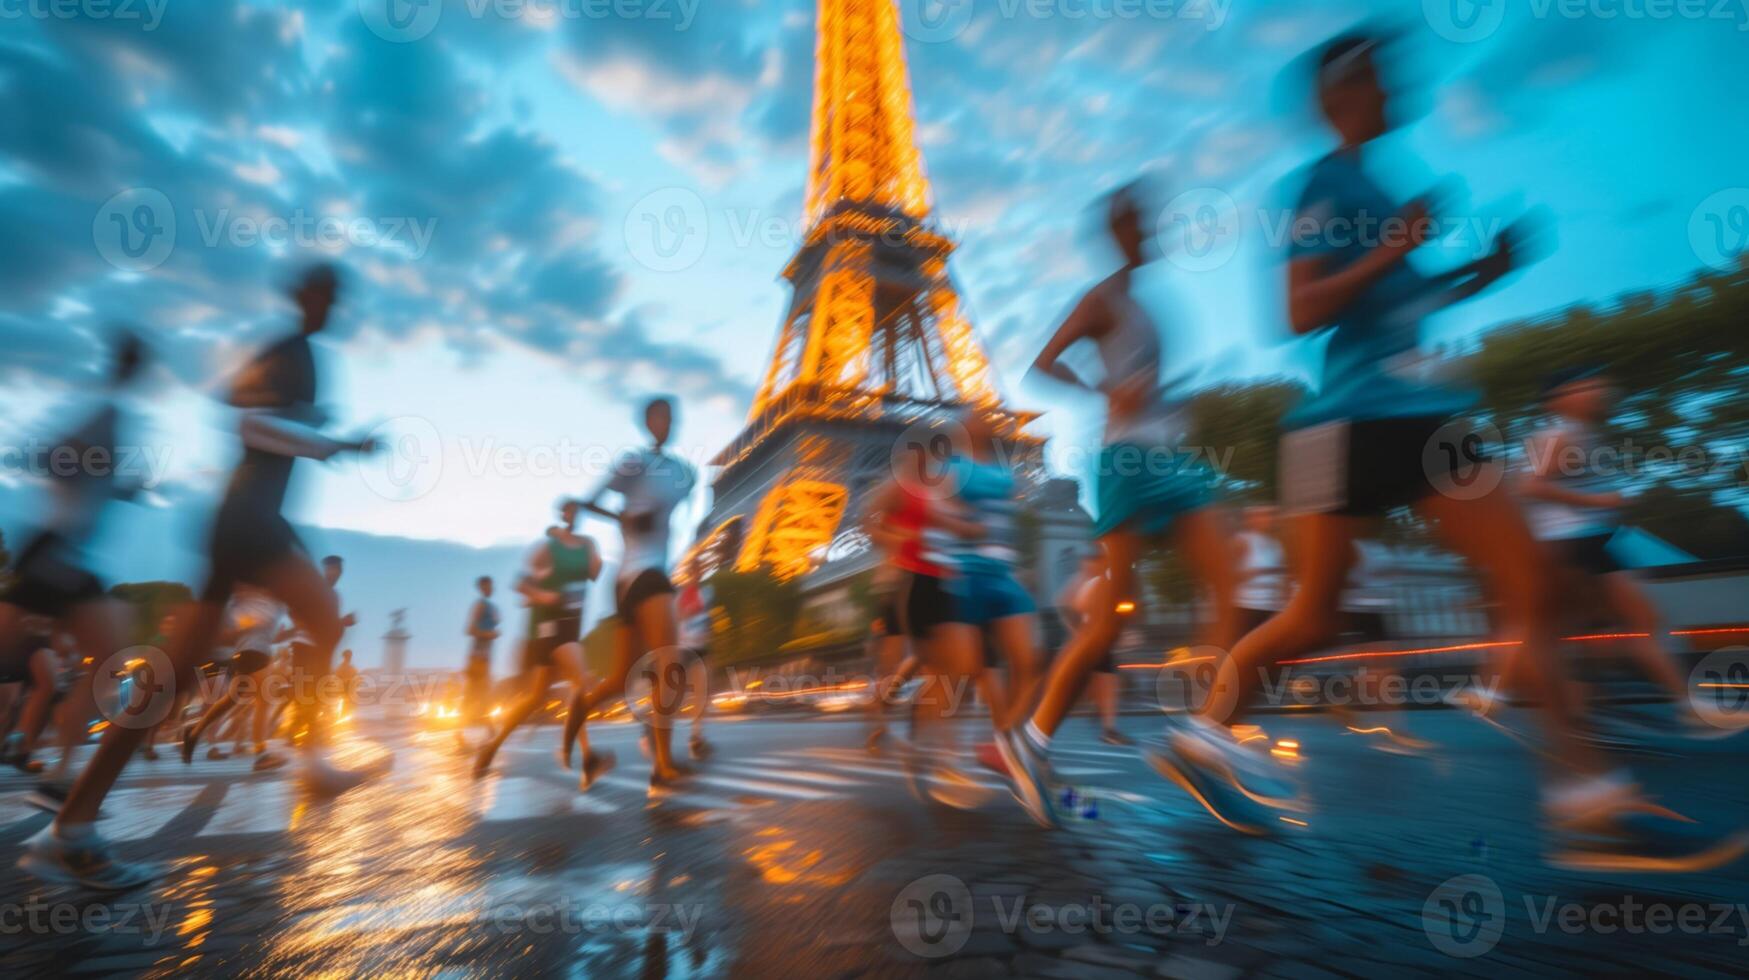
[2,29,1744,893]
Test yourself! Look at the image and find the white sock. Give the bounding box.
[1023,721,1051,753]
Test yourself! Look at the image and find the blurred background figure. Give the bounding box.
[1,328,148,807]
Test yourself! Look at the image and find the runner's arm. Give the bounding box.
[239,411,366,461]
[1027,290,1104,393]
[516,541,562,606]
[1287,199,1429,334]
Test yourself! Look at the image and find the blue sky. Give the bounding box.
[3,0,1747,563]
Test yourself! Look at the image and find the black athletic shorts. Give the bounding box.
[203,504,306,603]
[615,569,676,619]
[1280,415,1481,518]
[897,571,954,640]
[2,533,104,618]
[1555,533,1624,576]
[524,614,582,670]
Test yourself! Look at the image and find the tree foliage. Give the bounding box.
[107,581,194,646]
[709,568,805,666]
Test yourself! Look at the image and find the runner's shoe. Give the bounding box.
[994,729,1055,829]
[253,751,288,772]
[1549,806,1749,873]
[1100,728,1133,747]
[8,754,45,775]
[579,750,616,792]
[1145,740,1279,837]
[1164,715,1305,811]
[974,741,1007,777]
[206,747,230,761]
[648,763,692,798]
[689,735,712,760]
[927,765,991,811]
[301,751,389,798]
[18,826,158,892]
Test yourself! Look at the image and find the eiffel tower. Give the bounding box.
[701,0,1040,582]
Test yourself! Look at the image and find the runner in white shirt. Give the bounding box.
[567,397,698,794]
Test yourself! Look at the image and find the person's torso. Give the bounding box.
[39,401,121,543]
[224,334,318,515]
[537,535,594,617]
[891,489,946,577]
[615,449,693,576]
[1524,423,1619,539]
[935,455,1021,576]
[1093,275,1195,446]
[1286,152,1472,429]
[228,594,285,654]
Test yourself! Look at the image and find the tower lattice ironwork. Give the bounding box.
[703,0,1036,582]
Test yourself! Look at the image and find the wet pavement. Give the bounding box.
[2,709,1746,978]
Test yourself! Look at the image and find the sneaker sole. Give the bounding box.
[1147,749,1272,837]
[994,733,1055,829]
[1548,830,1749,874]
[17,850,158,893]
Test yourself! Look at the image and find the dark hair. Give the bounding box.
[1315,33,1380,90]
[1540,365,1607,400]
[477,575,493,587]
[322,555,344,566]
[298,262,342,294]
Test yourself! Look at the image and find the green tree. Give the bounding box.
[710,568,804,666]
[108,581,194,646]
